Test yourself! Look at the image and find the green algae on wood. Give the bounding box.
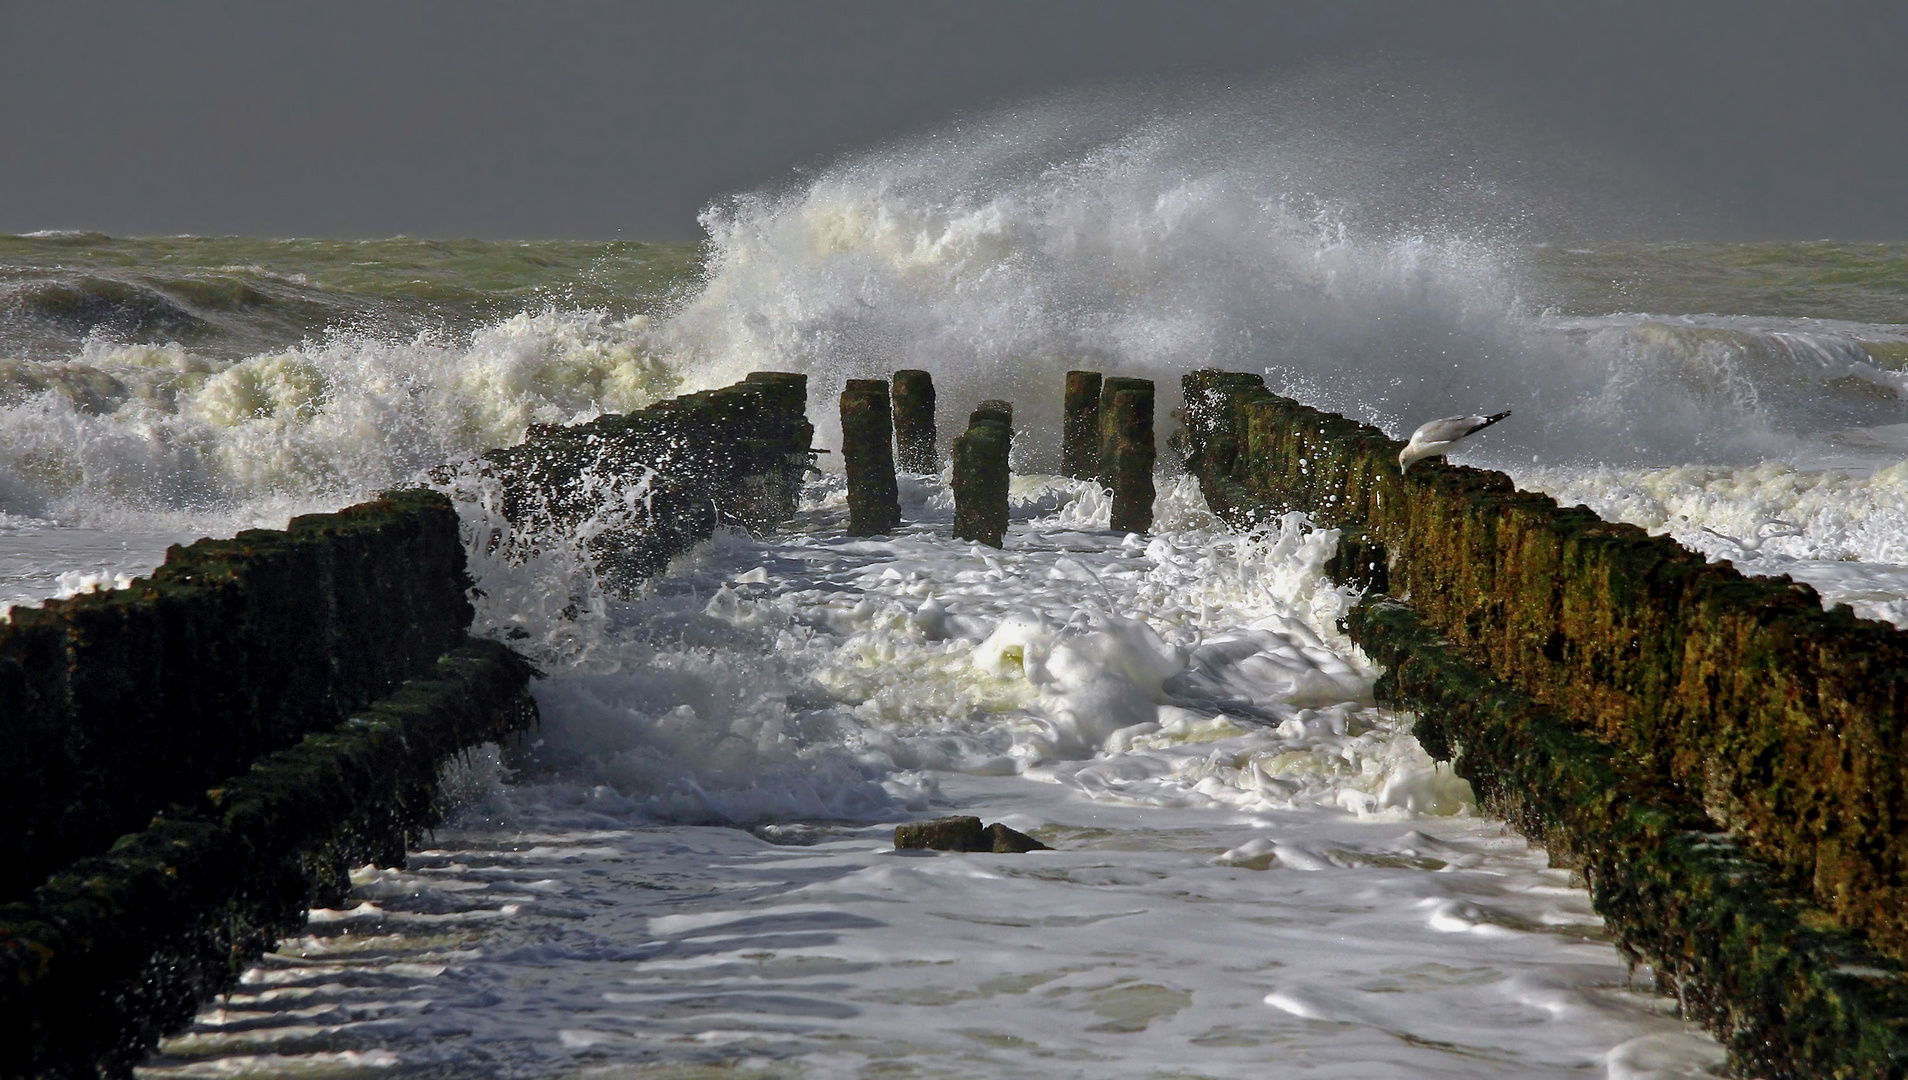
[465,372,813,589]
[841,379,903,537]
[0,638,539,1080]
[0,489,473,907]
[1179,367,1908,1078]
[1096,376,1152,491]
[1107,383,1156,534]
[1062,370,1103,480]
[952,408,1012,548]
[892,369,938,473]
[1349,599,1908,1080]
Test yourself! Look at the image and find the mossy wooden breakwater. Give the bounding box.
[0,376,817,1077]
[1,642,535,1080]
[841,378,903,537]
[1181,369,1908,1079]
[0,490,475,904]
[465,371,813,588]
[952,401,1013,547]
[1354,601,1908,1078]
[0,491,540,1080]
[891,368,938,473]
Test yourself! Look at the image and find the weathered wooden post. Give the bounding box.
[1062,370,1102,480]
[1100,378,1155,533]
[973,399,1013,427]
[892,369,937,473]
[840,378,902,536]
[952,401,1012,547]
[1096,376,1152,488]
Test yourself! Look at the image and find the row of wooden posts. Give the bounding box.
[838,369,1155,546]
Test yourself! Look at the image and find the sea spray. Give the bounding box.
[5,79,1908,536]
[658,78,1908,469]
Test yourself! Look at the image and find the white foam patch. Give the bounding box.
[149,469,1726,1078]
[472,473,1468,826]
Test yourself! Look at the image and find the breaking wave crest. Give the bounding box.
[656,79,1908,468]
[0,310,677,529]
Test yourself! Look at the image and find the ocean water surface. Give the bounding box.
[5,82,1906,1077]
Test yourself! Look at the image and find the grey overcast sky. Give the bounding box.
[2,1,1904,241]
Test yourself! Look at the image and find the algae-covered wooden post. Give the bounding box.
[1062,370,1102,480]
[952,402,1012,547]
[840,378,902,536]
[1103,379,1155,533]
[1096,376,1152,489]
[892,369,937,473]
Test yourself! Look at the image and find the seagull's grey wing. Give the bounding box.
[1413,411,1512,443]
[1411,416,1485,444]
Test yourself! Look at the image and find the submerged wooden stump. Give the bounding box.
[840,379,902,536]
[1103,379,1155,533]
[1062,370,1103,480]
[892,369,938,473]
[952,404,1012,547]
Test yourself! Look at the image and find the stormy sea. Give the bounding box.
[5,86,1904,1077]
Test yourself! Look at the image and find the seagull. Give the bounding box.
[1700,520,1804,553]
[1399,411,1511,471]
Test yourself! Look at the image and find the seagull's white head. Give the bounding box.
[1398,444,1437,472]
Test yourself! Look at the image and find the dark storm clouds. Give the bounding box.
[2,1,1904,240]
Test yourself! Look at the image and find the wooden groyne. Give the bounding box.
[0,491,538,1079]
[0,490,479,905]
[464,371,813,588]
[1180,369,1908,1079]
[0,374,819,1080]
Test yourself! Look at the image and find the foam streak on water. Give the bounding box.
[142,476,1725,1079]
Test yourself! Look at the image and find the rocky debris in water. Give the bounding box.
[983,821,1051,853]
[894,815,1051,853]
